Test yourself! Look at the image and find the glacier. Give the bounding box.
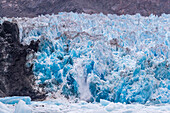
[0,12,170,106]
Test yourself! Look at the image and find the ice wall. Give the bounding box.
[1,12,169,104]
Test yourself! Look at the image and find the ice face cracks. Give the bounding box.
[1,12,169,104]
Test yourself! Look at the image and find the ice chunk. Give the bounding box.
[100,99,110,106]
[105,103,115,112]
[0,96,31,104]
[0,102,11,113]
[14,100,32,113]
[154,60,170,80]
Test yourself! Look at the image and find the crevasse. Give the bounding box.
[1,12,169,104]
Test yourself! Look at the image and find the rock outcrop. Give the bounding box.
[0,21,45,100]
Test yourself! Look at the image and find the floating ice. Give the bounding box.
[100,99,110,106]
[0,102,11,113]
[6,99,170,113]
[14,100,32,113]
[0,96,31,105]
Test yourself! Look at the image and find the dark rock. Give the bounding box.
[0,0,169,17]
[0,21,46,100]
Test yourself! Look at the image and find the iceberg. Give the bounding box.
[14,100,32,113]
[0,96,31,105]
[100,99,110,106]
[0,102,11,113]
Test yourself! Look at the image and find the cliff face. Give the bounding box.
[0,21,45,100]
[0,0,169,17]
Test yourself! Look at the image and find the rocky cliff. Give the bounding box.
[0,21,45,100]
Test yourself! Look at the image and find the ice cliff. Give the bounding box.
[0,12,169,104]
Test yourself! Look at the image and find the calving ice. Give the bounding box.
[8,12,168,104]
[0,12,169,112]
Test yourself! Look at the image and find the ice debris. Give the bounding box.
[1,13,169,104]
[1,98,170,113]
[100,99,110,106]
[14,100,32,113]
[0,102,11,113]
